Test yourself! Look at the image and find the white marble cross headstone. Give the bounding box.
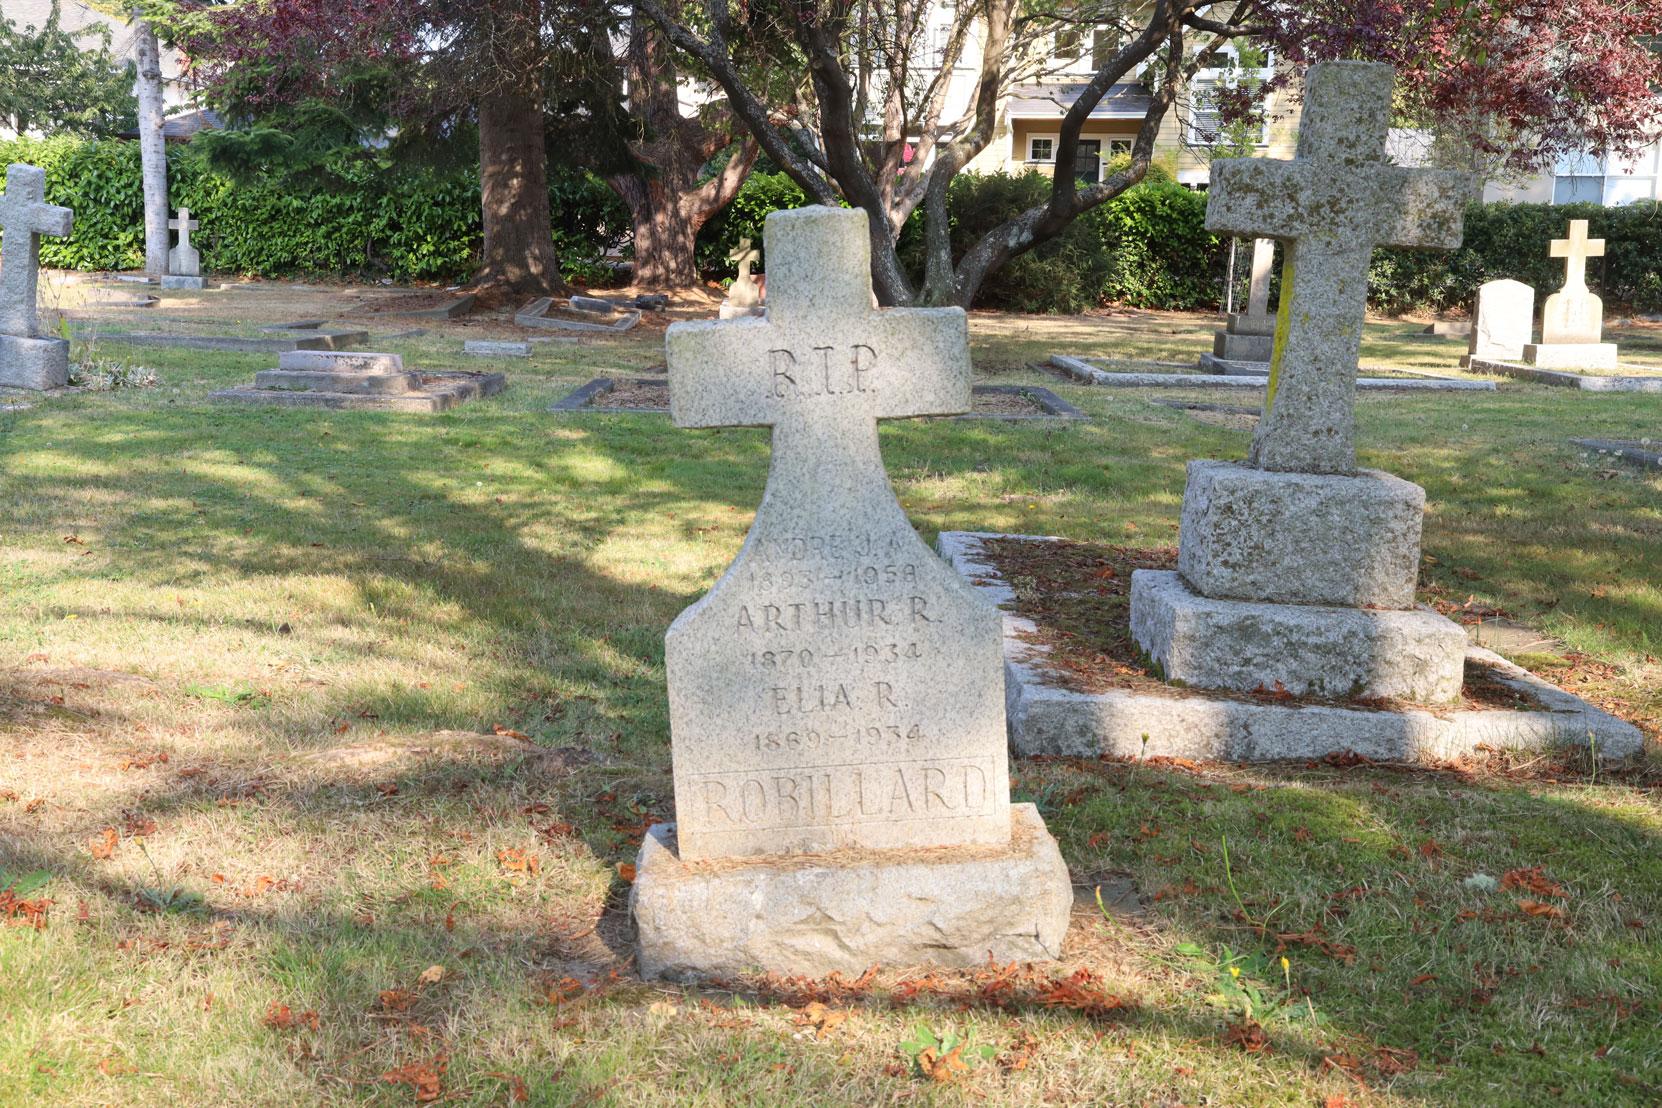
[1541,219,1605,345]
[661,205,1008,861]
[1245,237,1274,319]
[1205,62,1468,474]
[0,163,73,338]
[726,236,762,308]
[168,206,201,277]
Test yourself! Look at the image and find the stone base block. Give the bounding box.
[1523,343,1618,369]
[1177,460,1425,609]
[1131,570,1464,703]
[718,302,765,320]
[254,369,420,395]
[1213,329,1274,362]
[210,372,505,412]
[464,340,531,357]
[631,803,1070,981]
[0,333,69,391]
[160,275,205,290]
[278,350,403,374]
[1226,313,1275,337]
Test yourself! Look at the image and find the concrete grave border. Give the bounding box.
[1054,354,1495,392]
[367,293,477,320]
[1466,357,1662,392]
[515,297,641,333]
[210,371,504,412]
[1569,438,1662,471]
[86,330,372,354]
[550,378,1088,420]
[935,530,1643,762]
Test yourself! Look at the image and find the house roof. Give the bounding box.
[116,108,224,143]
[1007,82,1152,121]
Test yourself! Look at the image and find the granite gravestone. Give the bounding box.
[1462,278,1535,366]
[1131,62,1468,705]
[164,207,203,290]
[0,163,74,390]
[631,205,1070,980]
[1208,238,1277,365]
[1524,220,1617,369]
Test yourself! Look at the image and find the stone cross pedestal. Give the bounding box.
[631,206,1070,980]
[1462,279,1535,366]
[719,237,764,319]
[0,163,74,390]
[1132,63,1467,709]
[1205,238,1278,367]
[1524,220,1616,368]
[163,206,205,290]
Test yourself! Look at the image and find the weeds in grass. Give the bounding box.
[68,358,159,391]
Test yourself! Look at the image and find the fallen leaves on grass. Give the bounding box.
[381,1054,447,1103]
[496,848,541,877]
[89,828,119,859]
[1517,899,1566,919]
[116,752,170,771]
[1502,866,1566,898]
[793,1001,848,1038]
[262,1003,319,1032]
[1224,1019,1271,1053]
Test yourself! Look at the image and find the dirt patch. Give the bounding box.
[295,731,600,773]
[971,390,1046,416]
[977,536,1546,716]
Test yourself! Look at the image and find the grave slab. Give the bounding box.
[160,275,206,290]
[210,372,503,412]
[515,297,640,332]
[937,532,1643,761]
[464,340,531,358]
[634,205,1069,980]
[1568,437,1662,471]
[1177,460,1424,609]
[1466,358,1662,392]
[1065,354,1495,392]
[92,330,370,354]
[279,350,403,374]
[1419,321,1471,337]
[383,293,475,320]
[633,803,1071,980]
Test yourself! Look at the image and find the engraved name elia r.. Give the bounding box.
[694,759,996,829]
[767,345,877,399]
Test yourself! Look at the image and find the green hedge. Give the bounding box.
[0,135,626,283]
[700,168,1662,315]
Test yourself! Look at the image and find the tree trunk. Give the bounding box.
[474,83,568,296]
[132,19,167,276]
[612,176,699,288]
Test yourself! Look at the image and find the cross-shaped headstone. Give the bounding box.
[1550,219,1602,293]
[1205,62,1468,474]
[168,206,201,277]
[0,163,73,337]
[661,205,1008,860]
[726,236,762,308]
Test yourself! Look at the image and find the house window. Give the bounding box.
[1553,152,1605,205]
[1188,80,1268,147]
[1054,26,1082,61]
[1028,135,1056,163]
[1091,29,1118,70]
[932,24,954,67]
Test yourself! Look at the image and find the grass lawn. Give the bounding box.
[1,280,1660,1107]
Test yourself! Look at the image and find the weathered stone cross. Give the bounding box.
[1550,219,1602,293]
[1205,62,1468,474]
[0,163,73,337]
[168,206,201,277]
[727,236,759,282]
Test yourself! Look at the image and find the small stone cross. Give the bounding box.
[0,163,73,337]
[1549,219,1602,293]
[1205,62,1468,474]
[168,206,201,277]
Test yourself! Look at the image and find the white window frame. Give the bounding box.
[1187,79,1270,148]
[1026,134,1058,164]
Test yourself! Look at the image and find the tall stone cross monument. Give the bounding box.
[1205,62,1468,474]
[632,205,1070,981]
[1131,64,1470,714]
[0,163,74,390]
[168,207,201,277]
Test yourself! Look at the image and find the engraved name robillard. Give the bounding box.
[767,344,876,399]
[689,757,997,831]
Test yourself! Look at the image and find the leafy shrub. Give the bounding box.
[0,135,625,283]
[697,171,810,275]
